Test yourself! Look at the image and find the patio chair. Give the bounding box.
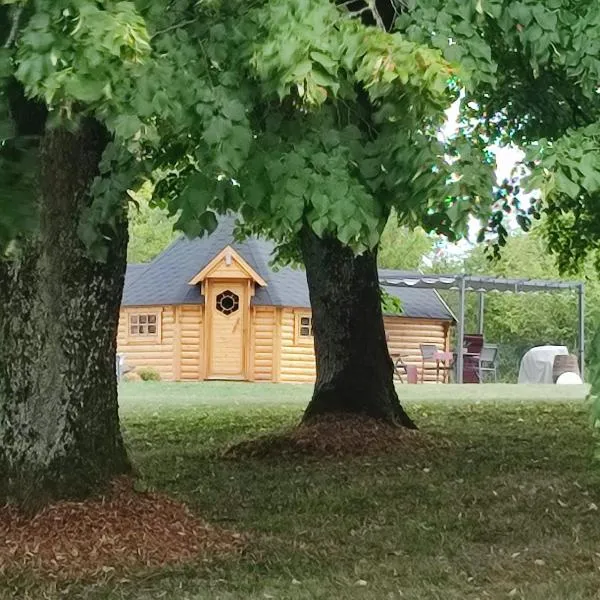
[116,353,133,380]
[462,334,484,383]
[478,344,499,382]
[420,344,452,383]
[392,354,418,384]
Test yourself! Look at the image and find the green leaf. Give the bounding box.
[554,170,580,199]
[310,51,336,72]
[282,195,304,225]
[532,6,558,31]
[199,210,218,234]
[292,60,313,79]
[310,191,329,217]
[285,177,305,197]
[203,117,231,146]
[361,158,381,180]
[112,114,143,139]
[229,125,252,152]
[310,67,338,92]
[65,77,107,104]
[509,3,533,27]
[311,216,329,238]
[221,100,246,122]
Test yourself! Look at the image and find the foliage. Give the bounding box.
[127,181,177,263]
[380,288,403,315]
[0,0,596,269]
[587,326,600,438]
[403,1,600,263]
[526,123,600,273]
[378,212,435,270]
[1,0,500,262]
[136,366,161,382]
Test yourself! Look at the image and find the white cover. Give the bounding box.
[518,345,568,384]
[556,372,583,385]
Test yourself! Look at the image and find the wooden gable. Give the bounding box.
[188,246,267,286]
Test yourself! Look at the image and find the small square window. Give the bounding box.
[129,313,160,337]
[295,314,314,343]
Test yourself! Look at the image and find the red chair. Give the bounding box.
[463,334,484,383]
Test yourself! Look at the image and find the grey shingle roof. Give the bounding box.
[122,215,454,321]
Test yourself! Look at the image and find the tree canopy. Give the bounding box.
[0,0,492,260]
[1,0,596,268]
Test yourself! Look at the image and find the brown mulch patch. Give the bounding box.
[0,478,244,579]
[224,414,453,459]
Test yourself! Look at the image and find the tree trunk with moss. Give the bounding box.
[0,119,129,509]
[300,227,416,428]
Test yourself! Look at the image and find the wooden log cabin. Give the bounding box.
[118,216,455,383]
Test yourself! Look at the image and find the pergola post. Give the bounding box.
[578,283,585,382]
[478,292,485,335]
[456,275,466,384]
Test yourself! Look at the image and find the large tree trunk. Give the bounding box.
[0,119,130,509]
[300,227,416,428]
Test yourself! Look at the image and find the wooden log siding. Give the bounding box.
[117,306,175,380]
[179,305,204,381]
[118,306,451,383]
[252,306,277,381]
[279,309,317,383]
[384,316,450,383]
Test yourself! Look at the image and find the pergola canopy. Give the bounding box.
[379,273,585,383]
[379,273,583,294]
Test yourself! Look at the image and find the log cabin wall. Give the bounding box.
[384,316,450,382]
[117,306,176,380]
[278,308,317,383]
[251,306,277,382]
[118,306,452,383]
[178,305,204,381]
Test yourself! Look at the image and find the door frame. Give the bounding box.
[203,278,251,380]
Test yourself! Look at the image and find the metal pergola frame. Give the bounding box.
[379,274,585,383]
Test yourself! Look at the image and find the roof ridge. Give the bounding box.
[121,214,454,321]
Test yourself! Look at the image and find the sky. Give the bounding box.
[429,99,526,262]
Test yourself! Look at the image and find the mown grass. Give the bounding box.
[4,383,600,600]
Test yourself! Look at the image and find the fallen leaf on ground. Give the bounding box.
[224,414,454,460]
[0,477,244,579]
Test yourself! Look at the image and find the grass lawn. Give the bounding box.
[5,382,600,600]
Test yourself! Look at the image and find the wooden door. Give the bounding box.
[206,281,247,379]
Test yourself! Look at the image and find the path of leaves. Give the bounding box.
[225,414,453,459]
[0,477,243,579]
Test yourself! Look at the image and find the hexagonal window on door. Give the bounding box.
[216,290,240,315]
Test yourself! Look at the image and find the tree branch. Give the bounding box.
[150,18,199,40]
[3,5,24,49]
[368,0,386,30]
